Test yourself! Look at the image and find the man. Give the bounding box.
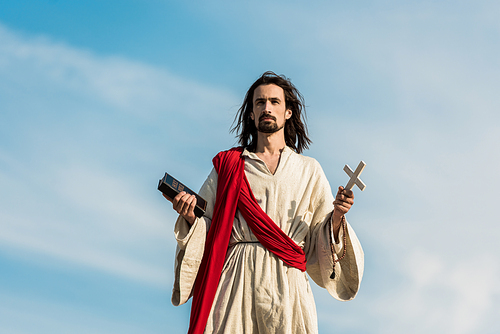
[165,71,364,334]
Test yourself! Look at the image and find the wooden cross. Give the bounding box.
[344,161,366,191]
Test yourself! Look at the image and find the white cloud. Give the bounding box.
[0,24,237,121]
[0,23,238,287]
[374,252,500,334]
[296,3,500,334]
[0,291,161,334]
[0,151,173,287]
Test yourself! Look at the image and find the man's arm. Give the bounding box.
[332,186,354,243]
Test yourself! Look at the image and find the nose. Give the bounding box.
[264,100,272,112]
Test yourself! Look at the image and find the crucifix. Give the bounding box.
[344,161,366,191]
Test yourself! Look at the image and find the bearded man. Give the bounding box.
[165,71,364,334]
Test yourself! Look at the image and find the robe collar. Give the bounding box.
[242,146,294,175]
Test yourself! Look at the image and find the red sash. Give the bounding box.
[187,147,306,334]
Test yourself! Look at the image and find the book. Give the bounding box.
[158,173,207,218]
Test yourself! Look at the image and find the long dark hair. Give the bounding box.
[231,71,312,154]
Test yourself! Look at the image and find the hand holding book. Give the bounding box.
[158,173,207,225]
[167,192,197,225]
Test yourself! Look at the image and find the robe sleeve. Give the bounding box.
[304,160,364,301]
[171,168,218,306]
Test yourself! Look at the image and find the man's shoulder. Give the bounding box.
[288,148,319,163]
[288,149,323,171]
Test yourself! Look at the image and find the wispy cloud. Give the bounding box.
[288,3,500,333]
[0,291,161,334]
[0,22,238,287]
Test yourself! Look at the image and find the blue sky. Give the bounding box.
[1,1,499,333]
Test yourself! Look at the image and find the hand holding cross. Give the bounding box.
[331,161,366,242]
[330,162,366,279]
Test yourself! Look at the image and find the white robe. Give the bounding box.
[172,147,364,334]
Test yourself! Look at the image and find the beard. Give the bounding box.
[257,115,284,134]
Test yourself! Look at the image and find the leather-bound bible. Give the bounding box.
[158,173,207,218]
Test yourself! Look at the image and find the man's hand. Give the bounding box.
[332,186,354,242]
[333,186,354,216]
[163,191,197,226]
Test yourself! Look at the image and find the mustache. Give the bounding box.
[259,114,277,122]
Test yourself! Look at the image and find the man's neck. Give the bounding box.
[254,131,286,175]
[254,131,286,155]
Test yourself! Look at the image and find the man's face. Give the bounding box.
[251,84,292,134]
